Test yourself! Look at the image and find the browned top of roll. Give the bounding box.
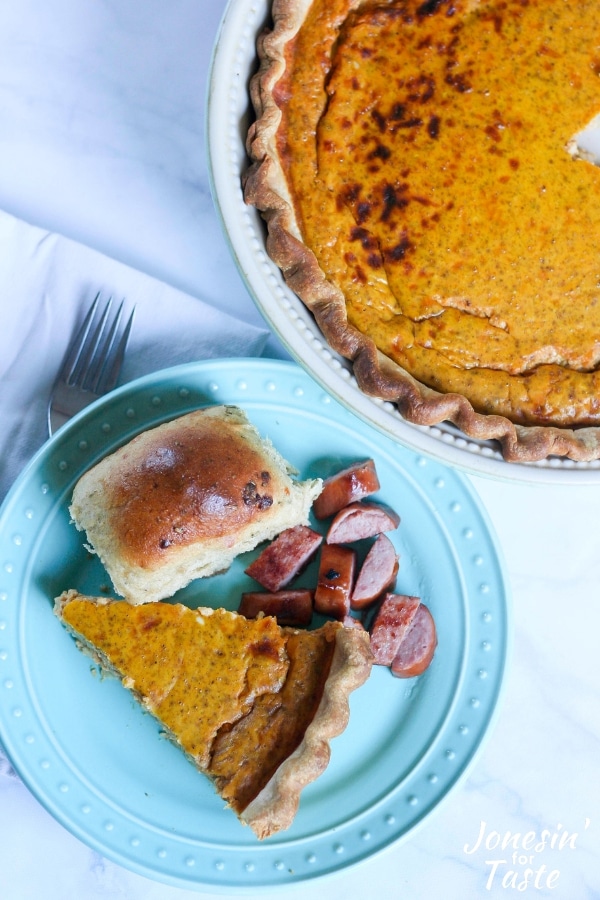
[98,411,289,566]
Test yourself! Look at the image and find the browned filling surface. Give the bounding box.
[275,0,600,425]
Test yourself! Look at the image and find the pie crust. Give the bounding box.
[244,0,600,462]
[54,590,372,839]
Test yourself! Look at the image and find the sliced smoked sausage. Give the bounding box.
[314,543,356,619]
[342,614,367,631]
[351,533,399,609]
[244,524,322,591]
[326,501,400,544]
[391,603,437,677]
[313,459,380,520]
[238,589,314,627]
[369,593,421,666]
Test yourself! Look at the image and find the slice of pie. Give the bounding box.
[54,590,372,839]
[244,0,600,462]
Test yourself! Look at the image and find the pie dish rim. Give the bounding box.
[237,0,600,469]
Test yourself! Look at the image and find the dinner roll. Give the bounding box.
[69,405,322,604]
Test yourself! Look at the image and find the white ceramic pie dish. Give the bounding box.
[206,0,600,484]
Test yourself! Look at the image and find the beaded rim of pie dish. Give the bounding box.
[242,0,600,464]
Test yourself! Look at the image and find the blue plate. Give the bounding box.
[0,359,510,891]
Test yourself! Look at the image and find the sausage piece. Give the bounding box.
[342,614,367,631]
[313,459,380,520]
[369,593,421,666]
[326,501,400,544]
[391,603,437,678]
[314,543,356,620]
[351,533,399,609]
[238,589,314,627]
[244,525,322,591]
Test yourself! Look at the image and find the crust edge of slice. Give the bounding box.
[240,624,372,839]
[54,589,373,839]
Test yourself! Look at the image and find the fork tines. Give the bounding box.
[48,292,135,437]
[62,293,135,395]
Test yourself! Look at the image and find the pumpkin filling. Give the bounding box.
[275,0,600,425]
[210,627,336,812]
[57,594,340,817]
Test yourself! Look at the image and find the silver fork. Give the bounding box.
[47,293,135,436]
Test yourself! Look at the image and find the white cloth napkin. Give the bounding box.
[0,208,270,777]
[0,208,270,500]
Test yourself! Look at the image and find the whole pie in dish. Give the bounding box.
[244,0,600,462]
[55,590,372,839]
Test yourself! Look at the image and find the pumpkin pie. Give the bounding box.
[54,590,372,839]
[244,0,600,461]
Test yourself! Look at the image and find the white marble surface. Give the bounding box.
[0,1,599,898]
